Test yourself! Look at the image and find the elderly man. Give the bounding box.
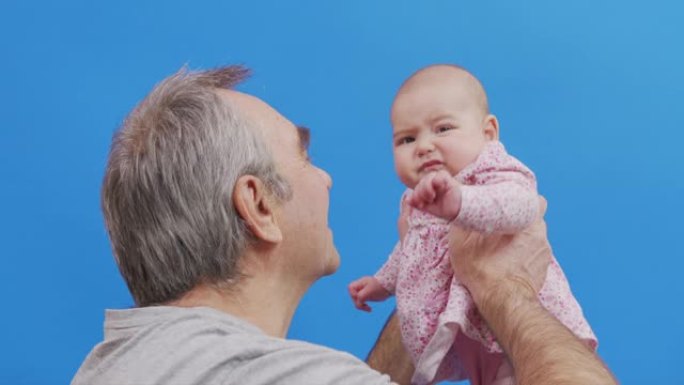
[72,66,615,385]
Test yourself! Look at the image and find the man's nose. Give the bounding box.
[316,166,333,189]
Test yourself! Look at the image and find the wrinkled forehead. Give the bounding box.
[218,89,287,131]
[217,89,309,153]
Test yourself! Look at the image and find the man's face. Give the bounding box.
[224,90,340,280]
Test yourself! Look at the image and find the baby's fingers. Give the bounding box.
[356,288,374,312]
[348,277,369,292]
[349,289,366,310]
[431,171,452,192]
[419,184,436,203]
[416,173,437,203]
[357,285,373,302]
[406,191,422,208]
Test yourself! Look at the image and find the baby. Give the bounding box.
[349,65,597,385]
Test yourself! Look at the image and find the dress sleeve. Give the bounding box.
[374,191,411,294]
[454,142,539,234]
[374,241,402,294]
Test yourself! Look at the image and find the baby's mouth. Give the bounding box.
[418,160,444,173]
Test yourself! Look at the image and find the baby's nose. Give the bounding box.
[416,137,435,156]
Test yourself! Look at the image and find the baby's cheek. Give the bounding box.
[394,160,418,188]
[449,144,483,173]
[398,172,418,190]
[446,154,471,175]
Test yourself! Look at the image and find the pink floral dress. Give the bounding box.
[375,141,597,385]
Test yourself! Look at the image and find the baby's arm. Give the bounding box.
[406,170,463,220]
[456,165,538,234]
[349,196,409,312]
[349,244,399,312]
[350,238,403,312]
[348,276,391,312]
[397,196,410,243]
[408,151,538,233]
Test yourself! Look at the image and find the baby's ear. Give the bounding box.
[483,114,500,141]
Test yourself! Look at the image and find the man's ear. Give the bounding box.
[483,114,500,141]
[232,175,283,244]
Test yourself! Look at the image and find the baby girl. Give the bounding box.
[349,65,597,385]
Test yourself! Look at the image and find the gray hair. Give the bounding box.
[102,65,291,306]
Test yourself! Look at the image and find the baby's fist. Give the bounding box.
[407,170,462,220]
[348,276,390,312]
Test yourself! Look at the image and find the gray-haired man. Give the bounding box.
[72,66,615,385]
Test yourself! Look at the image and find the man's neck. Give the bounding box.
[168,272,310,338]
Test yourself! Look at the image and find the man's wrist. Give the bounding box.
[469,275,544,366]
[470,275,539,322]
[366,311,414,385]
[475,277,617,385]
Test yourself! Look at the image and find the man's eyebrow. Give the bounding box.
[296,125,310,151]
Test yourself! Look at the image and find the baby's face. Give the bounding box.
[391,76,496,189]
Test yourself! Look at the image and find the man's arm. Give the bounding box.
[366,310,414,385]
[479,279,614,384]
[450,198,617,385]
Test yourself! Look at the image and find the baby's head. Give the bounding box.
[391,64,499,189]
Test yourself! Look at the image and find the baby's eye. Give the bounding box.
[437,125,455,133]
[397,137,415,145]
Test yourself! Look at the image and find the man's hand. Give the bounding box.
[406,170,462,221]
[448,196,551,304]
[348,276,391,312]
[446,197,617,384]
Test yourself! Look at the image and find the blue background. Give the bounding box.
[1,1,683,384]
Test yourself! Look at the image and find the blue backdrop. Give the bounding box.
[2,1,683,384]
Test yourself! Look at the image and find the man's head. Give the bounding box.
[391,64,499,188]
[102,66,338,307]
[222,90,340,286]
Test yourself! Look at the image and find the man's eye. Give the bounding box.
[397,137,415,145]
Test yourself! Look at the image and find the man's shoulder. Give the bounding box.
[72,306,392,385]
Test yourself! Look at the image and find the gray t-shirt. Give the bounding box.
[71,306,393,385]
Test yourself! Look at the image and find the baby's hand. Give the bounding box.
[348,276,390,312]
[407,170,462,221]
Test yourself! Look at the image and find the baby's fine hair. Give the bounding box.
[399,64,490,115]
